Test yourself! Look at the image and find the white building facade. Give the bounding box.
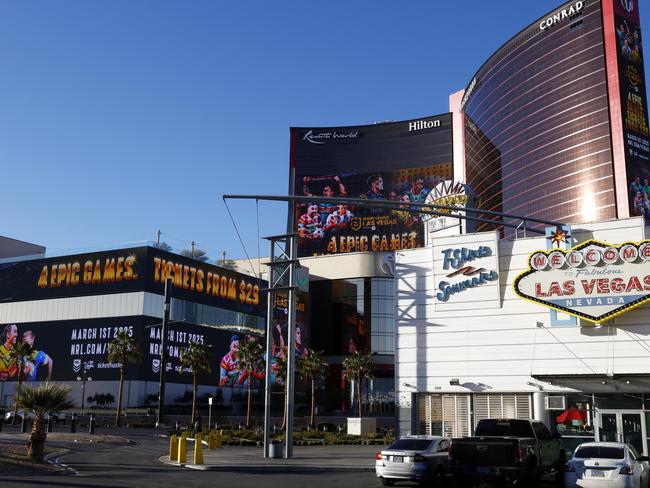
[395,217,650,455]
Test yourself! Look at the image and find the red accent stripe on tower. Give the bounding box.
[601,0,630,218]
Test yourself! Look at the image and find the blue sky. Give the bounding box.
[2,1,645,261]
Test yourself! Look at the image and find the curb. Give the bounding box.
[158,455,374,473]
[46,448,78,475]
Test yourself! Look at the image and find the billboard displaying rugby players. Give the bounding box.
[290,114,453,257]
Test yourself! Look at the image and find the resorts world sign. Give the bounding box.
[514,240,650,324]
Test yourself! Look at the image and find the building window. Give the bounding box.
[170,298,264,331]
[417,393,470,437]
[310,277,395,356]
[473,393,531,428]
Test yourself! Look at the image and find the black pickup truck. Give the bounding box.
[450,418,565,486]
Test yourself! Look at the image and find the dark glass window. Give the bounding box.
[474,419,535,438]
[463,1,616,232]
[574,446,624,459]
[389,439,434,451]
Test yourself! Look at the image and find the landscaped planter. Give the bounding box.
[347,417,376,435]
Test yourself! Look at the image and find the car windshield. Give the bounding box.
[574,446,624,459]
[388,439,434,451]
[474,420,534,437]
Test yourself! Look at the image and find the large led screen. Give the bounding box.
[290,114,453,257]
[615,0,650,220]
[0,317,253,384]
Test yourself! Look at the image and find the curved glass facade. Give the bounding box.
[463,0,618,231]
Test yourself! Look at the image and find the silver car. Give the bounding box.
[375,435,450,486]
[564,442,650,488]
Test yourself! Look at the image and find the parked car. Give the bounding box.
[449,418,565,486]
[375,435,450,486]
[3,411,27,423]
[3,411,59,424]
[315,422,338,433]
[564,442,649,488]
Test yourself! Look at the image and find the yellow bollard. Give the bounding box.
[193,433,203,465]
[169,435,178,461]
[216,429,223,449]
[208,430,216,450]
[178,434,187,464]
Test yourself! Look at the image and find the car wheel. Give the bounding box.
[524,458,540,488]
[453,477,473,488]
[432,467,446,487]
[555,452,567,487]
[380,478,395,486]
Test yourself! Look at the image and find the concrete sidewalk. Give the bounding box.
[0,431,131,445]
[160,443,381,472]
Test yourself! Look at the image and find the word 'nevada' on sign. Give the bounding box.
[513,239,650,324]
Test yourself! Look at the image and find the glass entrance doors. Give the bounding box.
[596,410,647,455]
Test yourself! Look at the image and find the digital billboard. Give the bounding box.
[290,114,453,257]
[0,317,270,387]
[0,247,265,317]
[614,0,650,220]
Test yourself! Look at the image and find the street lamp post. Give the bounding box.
[208,397,213,431]
[156,278,172,428]
[76,367,92,413]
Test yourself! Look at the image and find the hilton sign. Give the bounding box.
[514,239,650,324]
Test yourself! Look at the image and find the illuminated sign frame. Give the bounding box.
[513,239,650,324]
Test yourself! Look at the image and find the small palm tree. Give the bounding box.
[10,341,34,425]
[107,330,142,427]
[16,382,74,462]
[236,337,263,428]
[342,351,374,418]
[298,349,329,428]
[179,341,212,425]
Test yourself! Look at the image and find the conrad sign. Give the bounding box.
[514,239,650,324]
[539,1,584,30]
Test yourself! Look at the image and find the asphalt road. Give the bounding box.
[0,429,560,488]
[0,430,385,488]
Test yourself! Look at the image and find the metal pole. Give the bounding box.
[284,168,297,459]
[263,239,275,458]
[284,235,296,458]
[208,401,212,431]
[157,278,172,428]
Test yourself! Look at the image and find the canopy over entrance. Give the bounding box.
[532,374,650,394]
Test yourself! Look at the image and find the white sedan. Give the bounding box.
[375,435,449,486]
[565,442,650,488]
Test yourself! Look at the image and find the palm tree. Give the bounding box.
[298,350,329,428]
[236,337,263,428]
[16,382,73,462]
[9,341,34,425]
[107,330,142,427]
[179,341,212,425]
[342,351,374,418]
[180,248,209,262]
[154,241,173,252]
